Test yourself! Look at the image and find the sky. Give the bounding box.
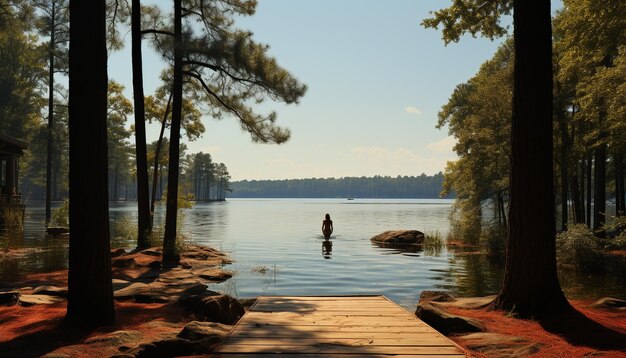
[109,0,510,181]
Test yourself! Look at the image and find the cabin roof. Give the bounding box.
[0,133,28,156]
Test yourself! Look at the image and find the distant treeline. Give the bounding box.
[229,173,453,198]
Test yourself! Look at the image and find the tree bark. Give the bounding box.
[570,172,583,224]
[150,92,171,219]
[162,0,183,267]
[113,162,119,201]
[586,152,592,226]
[499,191,507,229]
[66,0,114,326]
[593,145,606,237]
[616,153,625,215]
[132,0,152,249]
[578,159,586,223]
[558,108,568,231]
[493,0,568,318]
[45,0,56,224]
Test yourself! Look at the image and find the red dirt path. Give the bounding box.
[446,301,626,357]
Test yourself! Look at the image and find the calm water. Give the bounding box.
[1,199,624,309]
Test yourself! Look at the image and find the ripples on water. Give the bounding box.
[1,199,624,308]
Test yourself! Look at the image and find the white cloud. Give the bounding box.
[348,145,456,176]
[404,106,422,115]
[426,136,457,153]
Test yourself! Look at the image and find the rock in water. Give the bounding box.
[371,230,425,245]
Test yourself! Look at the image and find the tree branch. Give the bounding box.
[183,71,243,119]
[141,29,174,37]
[184,71,267,141]
[182,59,268,89]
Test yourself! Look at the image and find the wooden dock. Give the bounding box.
[214,295,466,357]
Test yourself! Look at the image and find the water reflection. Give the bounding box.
[1,199,625,305]
[322,238,332,259]
[0,231,68,281]
[371,241,422,254]
[444,252,503,297]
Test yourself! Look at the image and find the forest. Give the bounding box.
[0,21,233,204]
[230,173,451,198]
[431,1,625,245]
[1,0,306,326]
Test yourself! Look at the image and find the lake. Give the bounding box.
[1,199,624,309]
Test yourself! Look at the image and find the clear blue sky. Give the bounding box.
[109,0,511,181]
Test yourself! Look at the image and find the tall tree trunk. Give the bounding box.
[205,172,210,201]
[579,159,586,223]
[586,152,592,226]
[45,0,56,224]
[66,0,114,326]
[159,165,164,199]
[113,162,119,201]
[493,0,568,318]
[570,172,583,224]
[132,0,151,249]
[616,153,625,215]
[558,110,568,231]
[52,149,59,200]
[593,145,606,237]
[162,0,183,267]
[150,92,172,219]
[499,191,507,229]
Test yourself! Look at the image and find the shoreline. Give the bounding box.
[2,243,626,357]
[0,244,243,357]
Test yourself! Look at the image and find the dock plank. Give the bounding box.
[215,295,465,357]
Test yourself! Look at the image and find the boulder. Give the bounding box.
[0,290,20,306]
[32,285,68,298]
[139,249,162,257]
[112,257,137,268]
[194,268,233,282]
[111,248,126,258]
[371,230,425,245]
[177,321,232,341]
[115,338,196,358]
[179,283,209,296]
[41,353,71,358]
[419,290,456,303]
[18,294,65,306]
[85,330,143,346]
[590,297,626,310]
[179,261,193,269]
[112,279,131,291]
[114,282,151,300]
[177,292,244,324]
[436,296,496,310]
[114,282,170,303]
[415,302,485,335]
[456,332,543,357]
[114,280,208,303]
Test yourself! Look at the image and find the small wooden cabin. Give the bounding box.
[0,133,27,228]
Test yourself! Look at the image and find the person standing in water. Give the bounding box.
[322,213,333,239]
